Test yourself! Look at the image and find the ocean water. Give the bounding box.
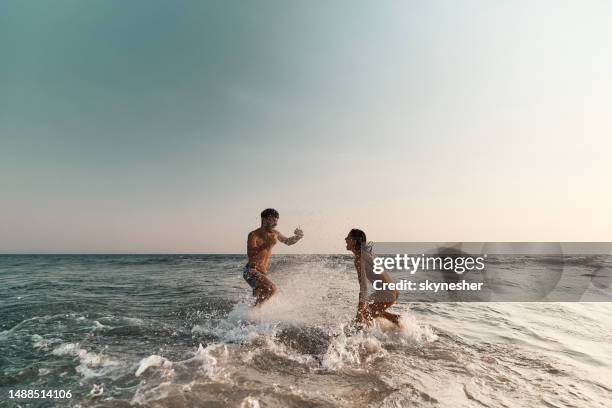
[0,255,611,407]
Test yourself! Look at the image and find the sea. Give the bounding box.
[1,254,611,407]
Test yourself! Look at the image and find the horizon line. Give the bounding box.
[0,252,346,255]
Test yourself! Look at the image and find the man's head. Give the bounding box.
[260,208,279,231]
[345,228,366,252]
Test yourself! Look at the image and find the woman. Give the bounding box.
[345,229,400,326]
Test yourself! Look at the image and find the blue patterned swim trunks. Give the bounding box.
[243,263,263,290]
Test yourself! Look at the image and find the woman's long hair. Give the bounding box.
[348,228,367,250]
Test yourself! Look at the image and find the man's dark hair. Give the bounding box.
[349,228,366,249]
[261,208,279,219]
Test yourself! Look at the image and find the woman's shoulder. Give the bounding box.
[362,252,375,263]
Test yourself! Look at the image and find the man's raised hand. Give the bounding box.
[294,228,304,239]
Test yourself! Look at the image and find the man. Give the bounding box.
[245,208,304,306]
[345,228,400,326]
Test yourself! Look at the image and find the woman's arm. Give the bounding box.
[355,259,369,322]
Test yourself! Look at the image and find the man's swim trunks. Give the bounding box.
[243,263,263,292]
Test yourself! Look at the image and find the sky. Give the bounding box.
[1,0,611,253]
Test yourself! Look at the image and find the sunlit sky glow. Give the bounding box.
[1,1,611,253]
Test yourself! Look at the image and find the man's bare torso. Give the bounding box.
[247,227,278,273]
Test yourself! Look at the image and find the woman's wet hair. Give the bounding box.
[261,208,279,219]
[348,228,367,249]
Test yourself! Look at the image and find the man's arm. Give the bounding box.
[277,228,304,246]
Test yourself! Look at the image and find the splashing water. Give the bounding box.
[1,254,611,407]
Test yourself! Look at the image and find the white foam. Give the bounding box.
[135,355,173,377]
[187,343,229,380]
[89,384,104,397]
[373,313,438,344]
[181,382,194,393]
[51,342,119,379]
[32,335,61,350]
[320,324,386,370]
[92,321,108,331]
[122,316,144,325]
[134,343,228,386]
[52,343,103,366]
[240,396,261,408]
[38,368,52,376]
[131,381,172,406]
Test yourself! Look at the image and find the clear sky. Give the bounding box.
[1,1,611,253]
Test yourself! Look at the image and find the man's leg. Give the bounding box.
[253,274,277,306]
